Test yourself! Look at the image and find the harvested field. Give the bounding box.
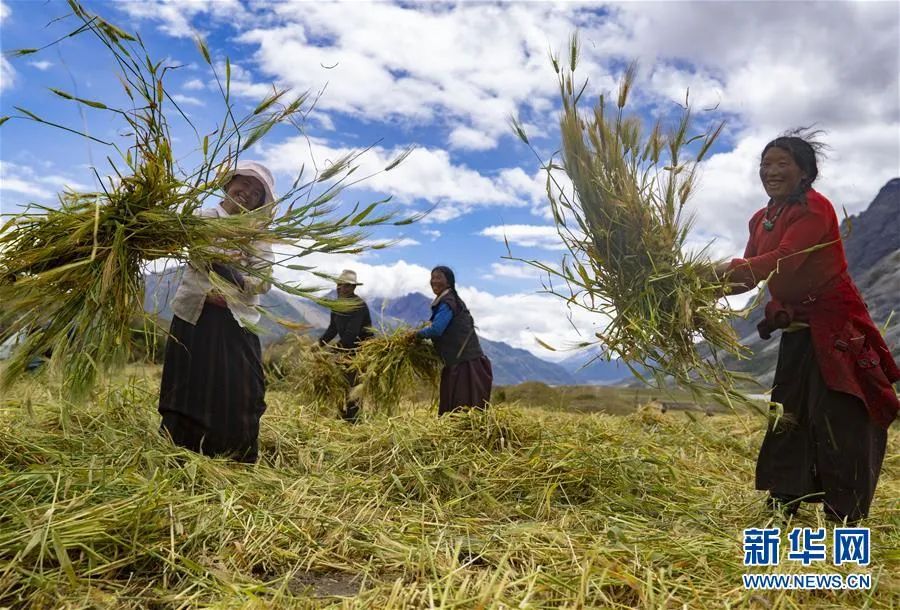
[1,368,897,608]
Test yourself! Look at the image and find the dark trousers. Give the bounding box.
[341,367,360,423]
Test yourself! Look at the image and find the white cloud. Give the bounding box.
[116,0,249,38]
[422,229,441,240]
[459,286,608,363]
[272,250,431,300]
[182,78,206,90]
[308,111,335,131]
[479,224,565,250]
[172,93,204,106]
[648,63,724,110]
[235,3,614,151]
[596,3,897,121]
[112,0,899,206]
[0,56,14,94]
[0,173,53,200]
[259,137,544,220]
[29,60,53,71]
[215,61,275,99]
[363,237,420,249]
[0,0,15,94]
[448,126,496,151]
[0,161,92,204]
[485,261,552,281]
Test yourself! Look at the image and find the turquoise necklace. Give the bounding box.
[763,202,786,231]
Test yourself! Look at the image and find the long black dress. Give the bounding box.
[158,301,266,463]
[755,329,888,521]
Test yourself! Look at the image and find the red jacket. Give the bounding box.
[728,189,899,428]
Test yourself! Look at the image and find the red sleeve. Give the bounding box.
[743,213,761,258]
[728,205,831,289]
[724,210,762,294]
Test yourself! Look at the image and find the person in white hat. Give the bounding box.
[159,160,277,463]
[319,269,374,422]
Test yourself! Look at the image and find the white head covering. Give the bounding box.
[226,160,277,215]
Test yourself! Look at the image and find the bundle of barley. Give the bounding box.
[0,1,411,397]
[512,35,750,401]
[349,327,442,414]
[267,334,350,415]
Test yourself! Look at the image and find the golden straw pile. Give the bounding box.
[266,326,442,416]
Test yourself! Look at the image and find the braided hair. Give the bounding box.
[761,127,828,203]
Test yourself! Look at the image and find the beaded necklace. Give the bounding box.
[763,201,787,231]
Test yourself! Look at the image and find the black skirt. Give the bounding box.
[755,329,888,521]
[158,303,266,463]
[438,355,493,416]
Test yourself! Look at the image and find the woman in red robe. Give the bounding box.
[720,133,899,523]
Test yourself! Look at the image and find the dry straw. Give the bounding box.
[2,372,896,607]
[266,334,350,416]
[511,34,754,405]
[265,326,441,418]
[349,326,443,415]
[0,1,415,398]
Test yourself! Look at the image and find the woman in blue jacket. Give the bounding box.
[416,266,493,415]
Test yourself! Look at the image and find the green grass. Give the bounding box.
[494,382,756,416]
[1,368,897,608]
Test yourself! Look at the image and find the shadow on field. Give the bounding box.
[287,571,361,597]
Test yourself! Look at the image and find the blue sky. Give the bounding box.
[1,1,898,361]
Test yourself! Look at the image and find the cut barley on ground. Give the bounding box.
[1,370,897,608]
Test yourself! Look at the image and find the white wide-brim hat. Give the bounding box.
[228,160,277,207]
[336,269,362,285]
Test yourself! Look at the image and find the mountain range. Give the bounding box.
[143,273,622,386]
[144,178,899,387]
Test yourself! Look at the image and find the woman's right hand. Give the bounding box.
[700,261,733,297]
[714,261,733,281]
[206,292,228,308]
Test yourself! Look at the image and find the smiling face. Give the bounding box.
[430,269,449,296]
[759,147,807,203]
[222,174,266,214]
